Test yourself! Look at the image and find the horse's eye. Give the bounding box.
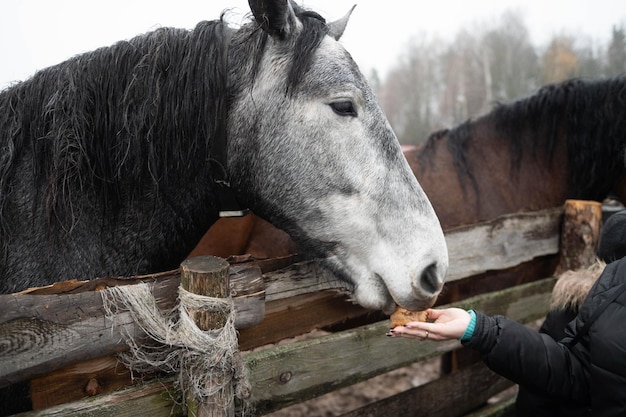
[330,100,357,117]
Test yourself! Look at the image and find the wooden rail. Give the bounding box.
[13,277,555,417]
[247,278,555,415]
[0,207,562,390]
[1,204,581,416]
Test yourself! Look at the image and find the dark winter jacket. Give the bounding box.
[462,257,626,417]
[514,208,626,416]
[515,262,603,417]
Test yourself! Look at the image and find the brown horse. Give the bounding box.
[192,76,626,259]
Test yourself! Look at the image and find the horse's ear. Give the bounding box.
[248,0,298,39]
[328,5,356,41]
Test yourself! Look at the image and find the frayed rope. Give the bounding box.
[101,282,251,415]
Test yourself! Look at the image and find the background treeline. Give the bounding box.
[370,11,626,145]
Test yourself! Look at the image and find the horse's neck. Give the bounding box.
[411,118,569,229]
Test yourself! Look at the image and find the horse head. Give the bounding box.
[0,0,448,310]
[227,0,448,313]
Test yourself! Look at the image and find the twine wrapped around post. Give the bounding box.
[101,256,250,417]
[180,256,236,417]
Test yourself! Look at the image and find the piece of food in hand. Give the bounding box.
[390,307,428,327]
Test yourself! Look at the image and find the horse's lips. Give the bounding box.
[391,290,439,314]
[348,271,434,314]
[370,271,439,314]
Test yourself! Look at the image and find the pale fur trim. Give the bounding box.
[550,259,606,311]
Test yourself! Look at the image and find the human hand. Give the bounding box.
[389,308,471,341]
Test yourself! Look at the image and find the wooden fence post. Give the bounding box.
[180,256,233,417]
[557,199,603,274]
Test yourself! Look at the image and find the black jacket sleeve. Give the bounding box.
[461,312,591,403]
[514,307,590,417]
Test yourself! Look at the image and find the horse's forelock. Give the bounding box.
[239,4,329,95]
[287,10,329,93]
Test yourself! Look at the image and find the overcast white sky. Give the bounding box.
[1,0,625,90]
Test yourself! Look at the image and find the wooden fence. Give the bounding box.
[0,201,604,416]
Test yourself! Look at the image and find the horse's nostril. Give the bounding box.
[420,262,442,295]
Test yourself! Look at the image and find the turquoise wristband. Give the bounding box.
[460,310,476,341]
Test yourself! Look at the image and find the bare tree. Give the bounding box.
[541,35,579,84]
[607,25,626,76]
[379,35,446,145]
[375,10,624,146]
[482,11,538,102]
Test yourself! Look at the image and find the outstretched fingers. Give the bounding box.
[388,308,471,341]
[390,321,442,341]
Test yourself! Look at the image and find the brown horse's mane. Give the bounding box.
[420,76,626,200]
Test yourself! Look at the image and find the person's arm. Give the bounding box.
[391,308,591,402]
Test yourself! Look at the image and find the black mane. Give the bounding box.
[0,20,230,237]
[0,6,329,242]
[421,76,626,199]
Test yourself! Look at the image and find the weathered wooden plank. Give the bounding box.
[463,395,516,417]
[0,310,137,388]
[260,206,563,295]
[17,378,184,417]
[0,263,263,388]
[238,291,367,351]
[340,361,513,417]
[444,206,562,281]
[30,356,134,410]
[245,278,555,414]
[262,260,349,301]
[1,264,264,328]
[22,364,514,417]
[229,264,266,327]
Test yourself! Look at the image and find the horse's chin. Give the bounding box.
[351,279,396,315]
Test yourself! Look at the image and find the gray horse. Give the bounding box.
[0,0,447,313]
